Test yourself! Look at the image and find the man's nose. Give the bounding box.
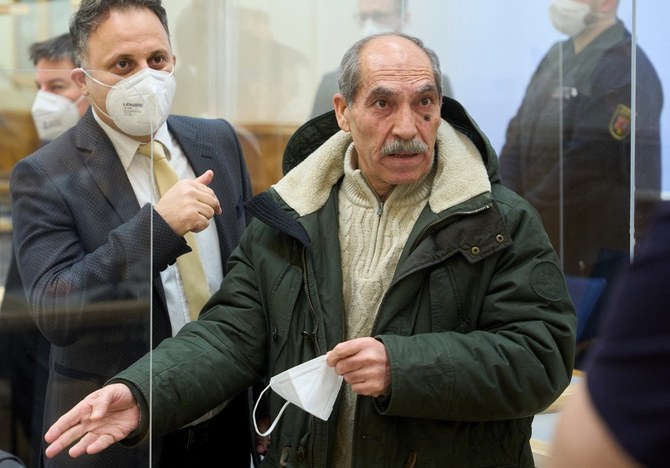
[392,105,418,141]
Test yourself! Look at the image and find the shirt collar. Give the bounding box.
[92,108,171,171]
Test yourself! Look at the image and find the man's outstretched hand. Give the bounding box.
[44,383,140,459]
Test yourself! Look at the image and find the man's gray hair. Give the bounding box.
[29,33,75,66]
[69,0,170,68]
[337,32,442,105]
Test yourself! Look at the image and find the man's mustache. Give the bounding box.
[381,139,428,155]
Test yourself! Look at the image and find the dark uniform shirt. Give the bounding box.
[499,21,662,280]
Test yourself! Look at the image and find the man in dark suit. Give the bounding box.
[9,0,254,466]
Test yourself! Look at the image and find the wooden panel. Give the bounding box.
[0,114,297,199]
[0,111,39,176]
[235,123,298,195]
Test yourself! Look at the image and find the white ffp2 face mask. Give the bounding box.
[549,0,591,37]
[31,90,83,141]
[253,355,343,437]
[84,67,176,136]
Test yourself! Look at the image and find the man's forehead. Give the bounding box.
[364,67,435,86]
[363,35,425,58]
[36,58,75,71]
[89,8,168,42]
[362,39,432,75]
[86,8,171,62]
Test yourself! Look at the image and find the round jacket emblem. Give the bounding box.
[530,262,564,302]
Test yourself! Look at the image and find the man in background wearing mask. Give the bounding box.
[499,0,662,366]
[30,33,89,143]
[9,0,254,466]
[0,32,89,468]
[309,0,453,118]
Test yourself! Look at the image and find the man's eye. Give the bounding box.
[117,60,129,69]
[374,100,387,108]
[420,97,432,106]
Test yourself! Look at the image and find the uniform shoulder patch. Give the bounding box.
[530,261,565,302]
[609,103,631,140]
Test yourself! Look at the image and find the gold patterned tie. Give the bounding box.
[138,141,210,320]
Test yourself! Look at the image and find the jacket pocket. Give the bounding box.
[428,267,468,333]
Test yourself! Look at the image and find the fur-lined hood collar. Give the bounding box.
[274,120,491,216]
[273,97,500,217]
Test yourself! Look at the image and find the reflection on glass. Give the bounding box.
[310,0,454,119]
[499,0,663,367]
[1,17,84,468]
[1,1,668,466]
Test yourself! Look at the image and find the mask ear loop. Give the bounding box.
[253,383,291,437]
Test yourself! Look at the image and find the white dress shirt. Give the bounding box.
[92,110,223,336]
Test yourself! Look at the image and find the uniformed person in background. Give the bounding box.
[499,0,662,365]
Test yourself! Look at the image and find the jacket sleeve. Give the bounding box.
[112,223,268,439]
[10,155,188,346]
[378,189,576,422]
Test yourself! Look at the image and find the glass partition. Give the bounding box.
[1,1,154,466]
[0,0,666,466]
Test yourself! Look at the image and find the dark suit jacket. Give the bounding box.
[10,109,253,467]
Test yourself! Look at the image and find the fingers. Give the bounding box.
[156,178,222,235]
[44,390,112,459]
[45,423,87,459]
[327,338,391,397]
[44,384,139,460]
[76,432,118,456]
[326,338,364,367]
[256,435,271,455]
[193,170,222,215]
[45,404,92,444]
[195,169,214,186]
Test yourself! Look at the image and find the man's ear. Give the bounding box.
[70,68,89,95]
[333,93,350,132]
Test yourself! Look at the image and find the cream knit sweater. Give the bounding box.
[333,145,433,465]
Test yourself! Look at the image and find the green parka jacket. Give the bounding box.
[116,97,576,467]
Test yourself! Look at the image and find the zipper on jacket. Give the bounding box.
[377,200,384,216]
[412,204,492,249]
[301,247,321,355]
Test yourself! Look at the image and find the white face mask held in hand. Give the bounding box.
[253,355,343,437]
